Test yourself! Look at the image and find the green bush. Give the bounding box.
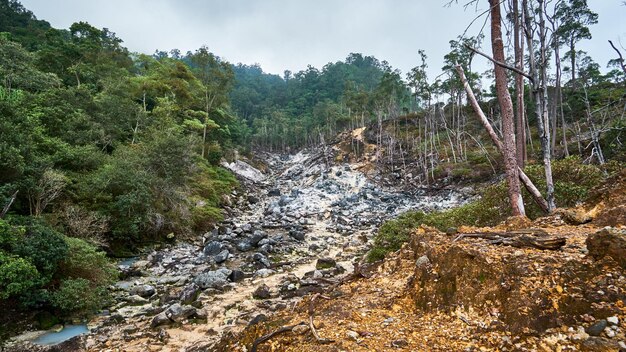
[51,278,108,315]
[58,237,117,286]
[12,222,68,280]
[192,205,224,231]
[0,252,39,299]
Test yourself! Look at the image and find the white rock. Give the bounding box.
[607,316,619,325]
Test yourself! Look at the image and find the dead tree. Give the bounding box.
[524,0,556,211]
[513,0,527,166]
[489,0,525,216]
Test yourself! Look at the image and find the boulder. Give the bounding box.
[193,271,229,290]
[237,241,253,252]
[179,284,200,305]
[252,284,271,299]
[250,230,267,246]
[203,241,224,257]
[165,303,196,322]
[214,249,229,264]
[130,284,156,298]
[316,257,336,270]
[150,312,170,328]
[253,252,271,268]
[228,269,245,283]
[586,227,626,268]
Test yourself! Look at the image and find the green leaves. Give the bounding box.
[0,252,39,299]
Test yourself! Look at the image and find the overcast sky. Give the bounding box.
[20,0,626,80]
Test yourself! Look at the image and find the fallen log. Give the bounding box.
[454,229,566,250]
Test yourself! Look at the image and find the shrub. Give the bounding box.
[51,278,108,315]
[0,252,39,299]
[192,205,224,231]
[57,237,117,286]
[12,221,68,280]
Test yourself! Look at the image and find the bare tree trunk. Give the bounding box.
[524,0,555,212]
[513,0,527,167]
[538,0,556,210]
[554,42,569,156]
[490,0,525,216]
[1,191,18,219]
[582,85,605,164]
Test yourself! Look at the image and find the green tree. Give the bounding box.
[555,0,598,88]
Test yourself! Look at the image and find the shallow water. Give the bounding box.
[32,325,89,345]
[118,256,138,267]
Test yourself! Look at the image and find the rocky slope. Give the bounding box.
[4,149,469,351]
[216,183,626,351]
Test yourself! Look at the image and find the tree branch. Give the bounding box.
[464,44,534,82]
[609,40,626,76]
[455,64,549,213]
[1,191,18,219]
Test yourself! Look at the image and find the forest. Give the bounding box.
[0,0,625,348]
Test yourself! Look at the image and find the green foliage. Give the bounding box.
[0,251,39,299]
[12,221,68,279]
[51,278,108,314]
[367,211,425,262]
[191,205,224,231]
[58,237,117,286]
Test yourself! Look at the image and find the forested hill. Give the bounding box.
[230,55,409,150]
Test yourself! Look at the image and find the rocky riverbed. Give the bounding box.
[7,151,471,351]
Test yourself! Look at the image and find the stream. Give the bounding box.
[13,151,470,351]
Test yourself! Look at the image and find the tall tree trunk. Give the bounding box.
[570,38,576,89]
[538,0,556,210]
[513,0,527,167]
[554,40,569,156]
[525,0,555,212]
[490,0,525,216]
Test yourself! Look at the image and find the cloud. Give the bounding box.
[20,0,626,80]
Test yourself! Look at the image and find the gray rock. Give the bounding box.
[214,249,230,264]
[268,188,281,197]
[237,241,253,252]
[250,230,267,246]
[150,312,170,328]
[165,303,196,322]
[203,241,224,256]
[194,271,229,290]
[415,255,430,268]
[586,320,608,336]
[247,195,259,204]
[607,316,619,325]
[124,295,149,305]
[130,284,156,298]
[228,270,245,282]
[242,223,253,233]
[179,284,200,304]
[316,257,336,270]
[254,268,274,277]
[252,284,271,299]
[289,230,305,241]
[253,252,271,268]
